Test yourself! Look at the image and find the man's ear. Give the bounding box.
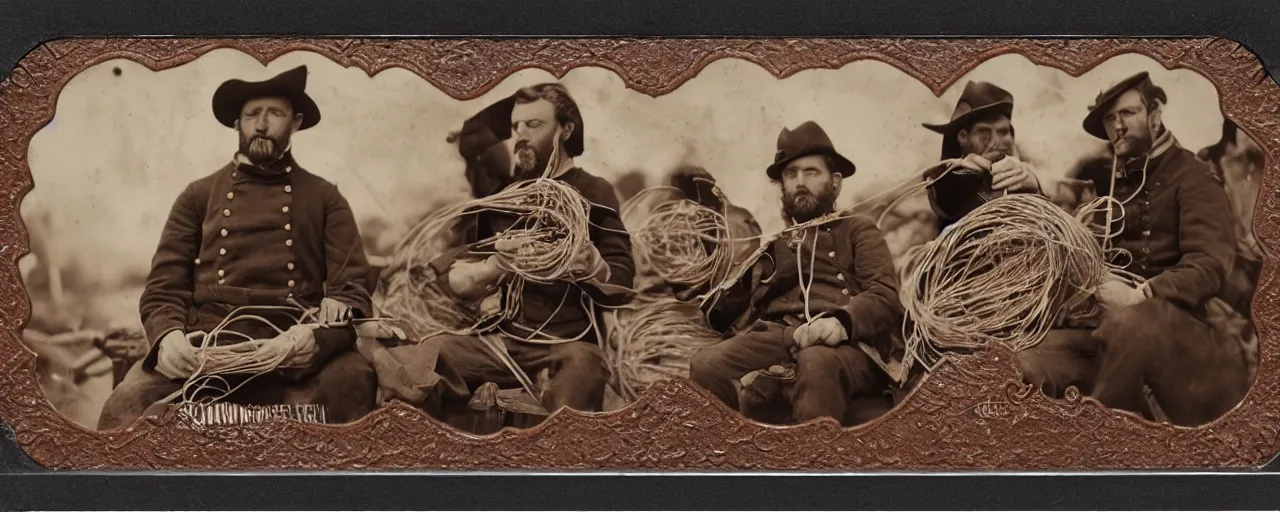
[560,121,575,142]
[832,172,844,195]
[1147,104,1163,134]
[291,113,304,134]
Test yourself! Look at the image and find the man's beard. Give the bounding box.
[240,131,289,165]
[782,185,838,223]
[513,140,551,180]
[1112,132,1152,159]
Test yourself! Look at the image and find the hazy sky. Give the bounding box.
[22,48,1226,291]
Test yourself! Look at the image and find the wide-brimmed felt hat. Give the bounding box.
[1082,71,1167,140]
[765,121,856,180]
[447,86,585,158]
[212,65,321,130]
[923,81,1015,160]
[448,95,518,161]
[923,81,1015,135]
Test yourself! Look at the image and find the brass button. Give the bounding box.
[218,279,225,285]
[222,209,231,217]
[1142,230,1151,237]
[219,248,226,256]
[285,223,292,231]
[286,239,293,247]
[288,280,296,287]
[837,274,845,281]
[287,293,294,299]
[287,262,295,271]
[827,251,836,258]
[193,258,201,265]
[282,206,290,213]
[226,192,234,200]
[232,172,238,178]
[220,228,229,237]
[284,185,292,193]
[217,269,225,277]
[841,288,849,295]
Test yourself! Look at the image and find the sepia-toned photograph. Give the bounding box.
[20,47,1262,436]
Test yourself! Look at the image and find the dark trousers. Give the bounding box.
[97,332,377,430]
[1016,328,1102,398]
[689,320,886,424]
[417,334,611,413]
[1090,297,1251,426]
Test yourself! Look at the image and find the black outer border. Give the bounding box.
[4,0,1280,509]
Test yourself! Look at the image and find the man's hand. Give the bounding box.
[155,330,199,380]
[447,254,506,301]
[317,297,353,327]
[1096,278,1148,311]
[953,153,993,174]
[792,317,849,349]
[990,156,1039,193]
[568,245,608,281]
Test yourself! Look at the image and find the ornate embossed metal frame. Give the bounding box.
[0,37,1276,470]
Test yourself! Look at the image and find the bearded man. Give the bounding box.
[918,82,1109,400]
[411,83,635,414]
[923,81,1043,234]
[1076,72,1249,426]
[688,121,903,425]
[97,66,377,430]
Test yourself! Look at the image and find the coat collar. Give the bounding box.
[232,149,297,183]
[1116,128,1176,179]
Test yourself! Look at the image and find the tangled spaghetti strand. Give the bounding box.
[897,193,1114,372]
[607,187,736,402]
[624,188,735,290]
[605,296,722,402]
[377,178,599,344]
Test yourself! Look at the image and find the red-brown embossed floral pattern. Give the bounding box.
[0,38,1276,470]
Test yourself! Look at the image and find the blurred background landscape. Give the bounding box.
[19,49,1260,428]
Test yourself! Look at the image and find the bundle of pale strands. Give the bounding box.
[624,188,736,290]
[178,304,318,403]
[377,178,597,343]
[608,190,735,402]
[376,178,602,402]
[607,296,722,402]
[898,193,1113,372]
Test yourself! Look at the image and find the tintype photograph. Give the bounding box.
[1,38,1274,471]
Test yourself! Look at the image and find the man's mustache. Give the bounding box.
[249,134,278,146]
[790,189,815,200]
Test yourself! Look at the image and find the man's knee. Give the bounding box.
[97,361,180,430]
[554,342,608,376]
[1095,298,1189,353]
[794,346,844,382]
[308,351,379,422]
[316,351,376,385]
[1099,298,1180,334]
[795,345,881,395]
[689,344,730,386]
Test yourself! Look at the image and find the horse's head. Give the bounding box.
[1198,119,1264,258]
